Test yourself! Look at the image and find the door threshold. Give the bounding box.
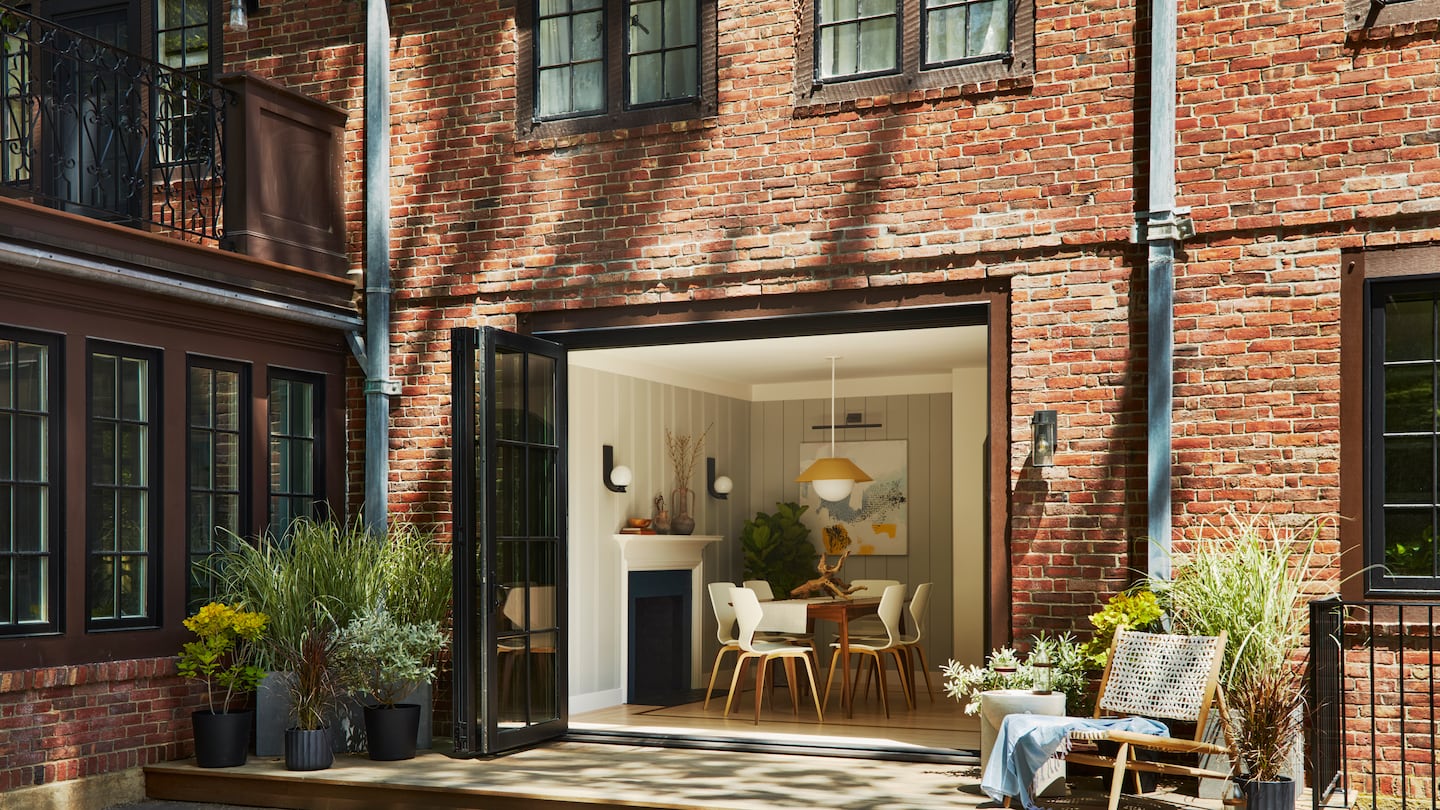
[565,726,979,765]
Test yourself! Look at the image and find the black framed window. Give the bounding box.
[268,369,322,533]
[0,327,61,636]
[186,358,247,611]
[796,0,1029,106]
[1368,280,1440,593]
[153,0,218,167]
[87,341,160,628]
[520,0,715,136]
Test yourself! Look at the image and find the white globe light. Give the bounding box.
[713,475,733,495]
[810,477,854,502]
[609,465,632,488]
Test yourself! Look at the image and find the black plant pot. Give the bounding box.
[1242,776,1297,810]
[284,727,334,771]
[192,710,252,768]
[363,704,421,761]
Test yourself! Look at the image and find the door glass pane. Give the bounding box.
[1385,436,1434,505]
[1386,298,1435,362]
[527,354,556,444]
[495,350,525,441]
[1384,508,1436,577]
[530,448,557,537]
[1385,364,1433,433]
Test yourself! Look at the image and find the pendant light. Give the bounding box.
[795,356,872,501]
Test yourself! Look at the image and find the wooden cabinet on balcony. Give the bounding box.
[220,72,349,278]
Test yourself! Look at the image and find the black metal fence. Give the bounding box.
[1310,597,1439,810]
[0,5,229,241]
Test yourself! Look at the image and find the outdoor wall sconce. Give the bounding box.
[1031,410,1058,467]
[603,445,632,492]
[707,457,733,500]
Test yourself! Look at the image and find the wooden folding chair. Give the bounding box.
[1063,628,1239,810]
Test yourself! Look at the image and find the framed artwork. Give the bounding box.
[797,439,908,556]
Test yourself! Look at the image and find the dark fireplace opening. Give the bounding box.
[628,570,692,706]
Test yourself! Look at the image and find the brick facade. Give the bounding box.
[6,0,1440,798]
[0,659,198,794]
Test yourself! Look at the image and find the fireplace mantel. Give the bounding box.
[613,535,721,703]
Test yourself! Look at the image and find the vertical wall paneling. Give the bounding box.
[567,364,749,710]
[952,366,988,666]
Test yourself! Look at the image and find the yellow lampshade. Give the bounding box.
[796,456,873,501]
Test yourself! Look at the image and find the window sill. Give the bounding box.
[514,115,721,155]
[793,74,1035,118]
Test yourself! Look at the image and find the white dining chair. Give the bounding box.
[822,583,911,718]
[704,582,744,709]
[854,581,934,703]
[844,578,901,637]
[742,579,776,600]
[724,587,824,724]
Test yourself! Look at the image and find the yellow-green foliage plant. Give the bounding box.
[1081,587,1165,670]
[178,602,269,714]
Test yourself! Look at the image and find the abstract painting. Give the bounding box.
[797,439,908,556]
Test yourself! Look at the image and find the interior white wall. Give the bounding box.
[567,365,750,712]
[952,366,988,667]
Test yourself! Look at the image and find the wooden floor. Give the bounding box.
[570,679,980,757]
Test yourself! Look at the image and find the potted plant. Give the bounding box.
[177,602,268,768]
[1152,513,1330,810]
[276,620,343,771]
[213,516,450,755]
[741,501,818,597]
[335,603,448,761]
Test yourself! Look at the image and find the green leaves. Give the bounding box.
[741,502,818,597]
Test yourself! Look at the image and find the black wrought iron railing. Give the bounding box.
[1309,597,1439,810]
[0,5,229,241]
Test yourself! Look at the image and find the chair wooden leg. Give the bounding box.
[801,654,824,722]
[1108,742,1131,810]
[912,643,936,702]
[704,646,735,710]
[888,648,914,710]
[870,651,890,718]
[783,657,801,716]
[724,654,752,717]
[753,656,769,724]
[822,649,843,710]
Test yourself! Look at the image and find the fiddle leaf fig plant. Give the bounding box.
[741,501,818,598]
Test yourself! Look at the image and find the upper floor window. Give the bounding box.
[87,341,161,628]
[520,0,716,137]
[798,0,1031,106]
[187,358,248,611]
[154,0,218,166]
[268,369,323,533]
[0,328,61,636]
[1367,281,1440,593]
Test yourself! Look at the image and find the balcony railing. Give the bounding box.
[1,5,228,242]
[1310,597,1439,810]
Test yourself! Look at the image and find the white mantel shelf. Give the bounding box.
[613,534,722,702]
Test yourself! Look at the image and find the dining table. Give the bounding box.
[756,595,885,718]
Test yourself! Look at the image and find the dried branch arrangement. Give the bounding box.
[664,423,713,489]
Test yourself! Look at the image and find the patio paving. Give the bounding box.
[135,740,1251,810]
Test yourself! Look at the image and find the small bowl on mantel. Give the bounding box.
[626,518,653,530]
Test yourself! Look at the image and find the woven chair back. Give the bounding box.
[1096,629,1226,724]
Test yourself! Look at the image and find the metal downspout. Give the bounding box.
[1146,0,1190,580]
[363,0,395,534]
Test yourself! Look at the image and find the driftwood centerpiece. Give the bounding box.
[789,550,863,599]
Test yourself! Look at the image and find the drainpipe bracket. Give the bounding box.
[365,379,401,396]
[1137,208,1194,243]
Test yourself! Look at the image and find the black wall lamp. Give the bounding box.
[603,445,632,492]
[706,457,733,500]
[1031,410,1057,467]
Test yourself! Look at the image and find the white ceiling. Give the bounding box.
[569,325,987,402]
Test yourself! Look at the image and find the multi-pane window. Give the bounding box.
[154,0,215,166]
[922,0,1008,68]
[816,0,1008,81]
[0,329,60,636]
[536,0,605,119]
[524,0,712,132]
[87,342,160,627]
[1369,284,1440,592]
[187,359,247,611]
[627,0,698,107]
[816,0,898,81]
[268,371,322,533]
[2,22,31,186]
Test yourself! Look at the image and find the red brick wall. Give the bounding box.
[221,0,1440,645]
[0,659,201,793]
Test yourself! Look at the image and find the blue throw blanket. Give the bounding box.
[981,714,1170,810]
